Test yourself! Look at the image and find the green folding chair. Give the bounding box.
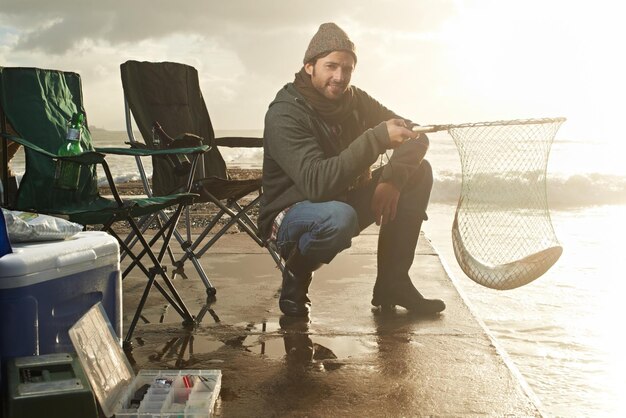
[120,60,284,297]
[0,66,209,346]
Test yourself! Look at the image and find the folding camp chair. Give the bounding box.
[0,66,209,346]
[120,60,284,297]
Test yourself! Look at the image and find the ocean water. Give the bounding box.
[7,128,626,417]
[422,131,626,417]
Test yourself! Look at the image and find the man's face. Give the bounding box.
[304,50,355,101]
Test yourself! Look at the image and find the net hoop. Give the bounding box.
[413,117,567,134]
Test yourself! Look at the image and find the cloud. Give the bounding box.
[0,1,457,129]
[3,0,619,138]
[2,1,451,55]
[3,1,353,53]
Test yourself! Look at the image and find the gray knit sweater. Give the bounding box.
[259,83,428,239]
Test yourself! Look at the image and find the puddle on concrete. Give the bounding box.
[246,335,375,361]
[310,336,376,359]
[187,336,227,355]
[128,335,226,367]
[247,337,286,359]
[232,320,281,333]
[127,314,376,373]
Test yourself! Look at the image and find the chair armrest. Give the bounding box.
[1,133,106,164]
[95,145,209,156]
[124,135,203,150]
[214,137,263,148]
[125,141,147,149]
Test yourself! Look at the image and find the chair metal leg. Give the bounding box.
[151,208,219,294]
[119,205,197,343]
[124,268,157,343]
[129,211,194,319]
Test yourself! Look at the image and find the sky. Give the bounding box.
[1,0,624,143]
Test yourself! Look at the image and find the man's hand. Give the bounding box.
[371,181,400,226]
[386,118,418,149]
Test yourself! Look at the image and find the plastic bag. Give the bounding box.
[1,209,84,243]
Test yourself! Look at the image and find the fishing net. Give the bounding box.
[414,117,565,290]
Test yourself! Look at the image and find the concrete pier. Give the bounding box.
[122,226,543,417]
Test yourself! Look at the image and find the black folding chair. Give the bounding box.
[119,60,284,297]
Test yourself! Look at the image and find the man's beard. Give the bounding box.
[311,67,347,99]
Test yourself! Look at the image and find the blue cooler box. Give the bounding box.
[0,231,121,362]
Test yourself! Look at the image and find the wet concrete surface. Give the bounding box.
[121,226,543,417]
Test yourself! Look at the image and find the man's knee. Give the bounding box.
[406,159,433,190]
[312,202,359,250]
[283,201,359,263]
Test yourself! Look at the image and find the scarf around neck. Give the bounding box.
[293,67,372,191]
[293,67,355,125]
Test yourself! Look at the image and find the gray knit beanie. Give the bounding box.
[303,22,356,64]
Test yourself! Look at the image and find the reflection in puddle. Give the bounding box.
[232,321,281,333]
[247,331,375,370]
[126,314,376,373]
[311,336,375,359]
[138,335,226,368]
[191,336,227,354]
[247,337,285,359]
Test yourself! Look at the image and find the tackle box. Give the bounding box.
[69,303,221,417]
[4,352,98,418]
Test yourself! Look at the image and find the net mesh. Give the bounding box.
[445,118,565,290]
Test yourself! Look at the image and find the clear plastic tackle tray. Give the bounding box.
[69,303,221,417]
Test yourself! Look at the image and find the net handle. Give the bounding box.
[411,117,566,134]
[411,125,447,134]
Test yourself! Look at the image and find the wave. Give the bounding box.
[547,173,626,207]
[9,141,614,208]
[95,168,624,208]
[99,172,144,186]
[431,170,626,207]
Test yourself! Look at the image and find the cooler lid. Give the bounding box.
[69,302,134,418]
[0,231,119,285]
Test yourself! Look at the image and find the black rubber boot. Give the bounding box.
[372,274,446,314]
[372,218,445,314]
[279,247,323,316]
[371,163,445,315]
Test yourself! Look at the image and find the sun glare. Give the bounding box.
[439,1,626,143]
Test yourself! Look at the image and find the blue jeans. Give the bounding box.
[275,160,433,265]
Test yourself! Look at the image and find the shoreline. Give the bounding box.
[99,167,262,195]
[98,167,262,232]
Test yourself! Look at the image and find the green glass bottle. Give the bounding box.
[54,112,84,190]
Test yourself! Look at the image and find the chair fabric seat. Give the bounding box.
[196,176,260,201]
[17,188,198,226]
